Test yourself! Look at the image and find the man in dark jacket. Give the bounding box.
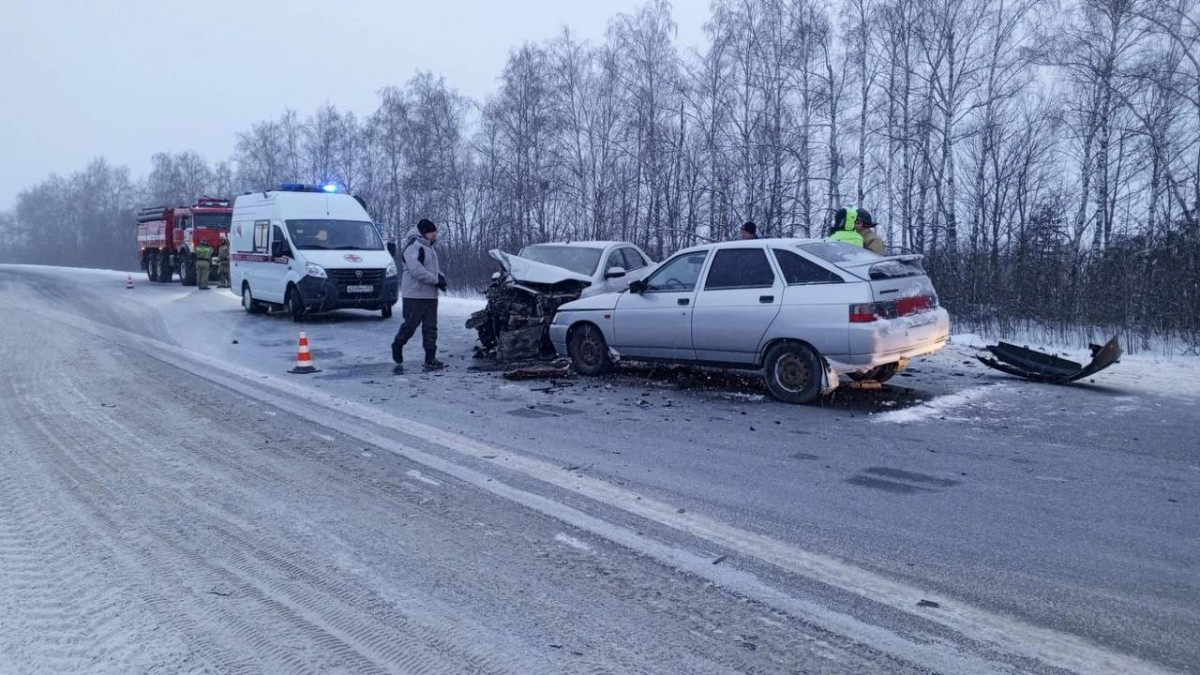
[739,221,759,240]
[391,219,447,370]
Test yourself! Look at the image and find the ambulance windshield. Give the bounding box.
[286,219,384,251]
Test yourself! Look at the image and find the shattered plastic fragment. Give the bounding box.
[975,336,1122,384]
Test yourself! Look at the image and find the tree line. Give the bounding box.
[1,0,1197,350]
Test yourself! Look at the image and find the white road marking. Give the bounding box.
[405,469,441,487]
[553,533,592,552]
[17,300,1176,675]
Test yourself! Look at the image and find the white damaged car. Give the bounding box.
[549,239,950,404]
[468,241,656,361]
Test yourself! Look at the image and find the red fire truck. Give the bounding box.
[136,197,233,285]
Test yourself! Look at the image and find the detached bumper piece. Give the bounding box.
[976,336,1122,383]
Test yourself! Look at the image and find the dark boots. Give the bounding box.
[423,350,446,371]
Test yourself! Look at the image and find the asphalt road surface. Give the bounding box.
[0,265,1196,674]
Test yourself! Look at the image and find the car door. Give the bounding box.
[612,250,709,360]
[691,246,784,364]
[769,247,853,361]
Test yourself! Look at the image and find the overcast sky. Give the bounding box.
[0,0,710,210]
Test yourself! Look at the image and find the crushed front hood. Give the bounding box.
[489,249,593,287]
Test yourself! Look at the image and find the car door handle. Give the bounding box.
[759,295,774,303]
[677,298,690,306]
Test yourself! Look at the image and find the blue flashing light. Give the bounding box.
[322,183,338,193]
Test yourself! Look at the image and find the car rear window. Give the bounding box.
[798,241,882,265]
[704,248,776,290]
[797,242,924,279]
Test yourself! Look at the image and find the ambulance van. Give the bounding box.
[230,184,399,320]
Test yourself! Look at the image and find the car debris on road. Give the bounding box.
[975,336,1122,383]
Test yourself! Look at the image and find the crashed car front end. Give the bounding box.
[467,250,593,362]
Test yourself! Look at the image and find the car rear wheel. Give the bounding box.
[569,324,613,376]
[381,304,393,319]
[764,342,824,405]
[849,362,899,383]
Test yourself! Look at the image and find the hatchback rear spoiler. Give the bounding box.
[836,253,924,269]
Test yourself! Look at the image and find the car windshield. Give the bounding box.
[285,219,383,251]
[517,245,603,276]
[193,213,231,229]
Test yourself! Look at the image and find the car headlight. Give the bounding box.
[305,262,327,278]
[385,261,398,277]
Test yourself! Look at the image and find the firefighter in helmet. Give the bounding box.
[217,235,231,288]
[194,239,214,290]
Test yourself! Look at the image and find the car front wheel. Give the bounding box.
[569,323,613,376]
[764,342,824,405]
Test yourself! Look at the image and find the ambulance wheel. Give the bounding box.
[381,304,393,319]
[764,342,824,405]
[242,284,266,315]
[286,286,306,322]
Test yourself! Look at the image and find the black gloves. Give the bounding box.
[437,274,448,292]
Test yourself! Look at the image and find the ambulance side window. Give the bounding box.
[253,221,269,253]
[272,225,291,258]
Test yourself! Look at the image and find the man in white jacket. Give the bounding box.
[391,219,447,370]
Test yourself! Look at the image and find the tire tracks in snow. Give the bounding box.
[6,339,533,675]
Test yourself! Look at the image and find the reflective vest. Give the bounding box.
[827,206,864,247]
[195,244,213,262]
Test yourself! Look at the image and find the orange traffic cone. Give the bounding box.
[288,330,320,374]
[126,275,134,290]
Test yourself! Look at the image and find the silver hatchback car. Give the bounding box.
[549,239,951,404]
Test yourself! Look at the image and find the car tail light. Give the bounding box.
[850,295,937,323]
[849,303,880,323]
[896,295,932,316]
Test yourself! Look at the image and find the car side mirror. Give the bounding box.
[271,241,287,259]
[605,266,627,280]
[387,241,397,257]
[628,279,646,294]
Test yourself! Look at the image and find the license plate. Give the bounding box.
[345,285,374,294]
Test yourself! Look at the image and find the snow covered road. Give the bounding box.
[0,264,1196,673]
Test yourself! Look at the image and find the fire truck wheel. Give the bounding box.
[145,252,158,283]
[157,255,173,283]
[179,254,197,286]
